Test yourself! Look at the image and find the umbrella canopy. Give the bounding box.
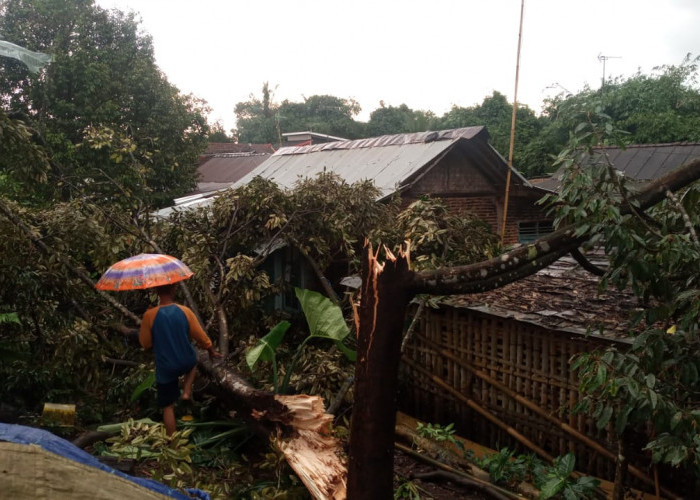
[95,253,193,291]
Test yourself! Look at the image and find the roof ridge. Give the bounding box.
[274,127,486,156]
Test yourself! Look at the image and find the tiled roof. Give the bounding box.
[444,252,642,340]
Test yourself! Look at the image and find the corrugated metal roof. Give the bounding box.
[156,127,526,218]
[230,127,492,198]
[197,154,271,185]
[275,127,485,156]
[538,142,700,191]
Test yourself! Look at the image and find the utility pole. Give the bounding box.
[500,0,525,245]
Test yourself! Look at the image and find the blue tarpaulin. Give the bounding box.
[0,423,210,499]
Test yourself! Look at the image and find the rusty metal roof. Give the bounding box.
[185,143,276,196]
[538,142,700,191]
[195,154,271,189]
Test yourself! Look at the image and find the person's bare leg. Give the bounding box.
[181,366,197,401]
[163,404,176,436]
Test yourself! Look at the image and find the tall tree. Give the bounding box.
[235,89,366,144]
[0,0,210,208]
[367,102,437,136]
[277,94,364,140]
[439,91,545,176]
[234,81,279,144]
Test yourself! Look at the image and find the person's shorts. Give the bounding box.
[156,379,181,408]
[156,362,196,407]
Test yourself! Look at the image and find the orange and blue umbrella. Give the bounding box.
[95,253,193,291]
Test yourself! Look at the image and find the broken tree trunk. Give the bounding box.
[196,351,347,500]
[275,395,347,500]
[347,246,413,499]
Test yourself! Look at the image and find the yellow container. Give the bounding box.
[42,403,76,427]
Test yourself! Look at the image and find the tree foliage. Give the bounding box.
[0,0,210,208]
[278,94,364,140]
[439,91,545,175]
[232,56,700,183]
[367,103,437,137]
[233,81,279,144]
[541,109,700,478]
[235,84,365,143]
[531,55,700,177]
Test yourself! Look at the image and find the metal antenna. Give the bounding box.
[598,53,621,88]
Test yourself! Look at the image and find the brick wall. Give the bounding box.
[402,148,551,245]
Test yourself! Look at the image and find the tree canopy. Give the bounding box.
[234,83,365,143]
[0,0,210,208]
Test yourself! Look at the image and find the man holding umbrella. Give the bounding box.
[96,254,222,435]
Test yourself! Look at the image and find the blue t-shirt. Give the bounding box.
[149,305,198,383]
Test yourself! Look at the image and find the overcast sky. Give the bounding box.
[94,0,700,132]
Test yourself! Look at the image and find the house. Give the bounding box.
[160,128,554,244]
[537,142,700,191]
[231,127,553,245]
[156,127,556,309]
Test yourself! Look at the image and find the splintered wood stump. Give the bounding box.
[196,353,347,500]
[275,395,347,500]
[347,244,413,499]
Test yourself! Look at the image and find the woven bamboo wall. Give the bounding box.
[398,304,628,479]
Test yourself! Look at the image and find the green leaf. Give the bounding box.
[649,390,658,410]
[0,312,20,324]
[130,371,156,402]
[593,364,607,389]
[245,321,291,369]
[557,453,576,476]
[670,411,684,431]
[295,287,350,342]
[596,406,613,430]
[539,477,566,499]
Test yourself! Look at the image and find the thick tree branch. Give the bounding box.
[411,157,700,296]
[570,248,605,276]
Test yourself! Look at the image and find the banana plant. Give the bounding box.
[245,320,291,393]
[246,287,355,394]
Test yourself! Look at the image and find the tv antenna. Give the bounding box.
[598,53,621,87]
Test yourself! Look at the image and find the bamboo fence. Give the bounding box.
[398,304,635,480]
